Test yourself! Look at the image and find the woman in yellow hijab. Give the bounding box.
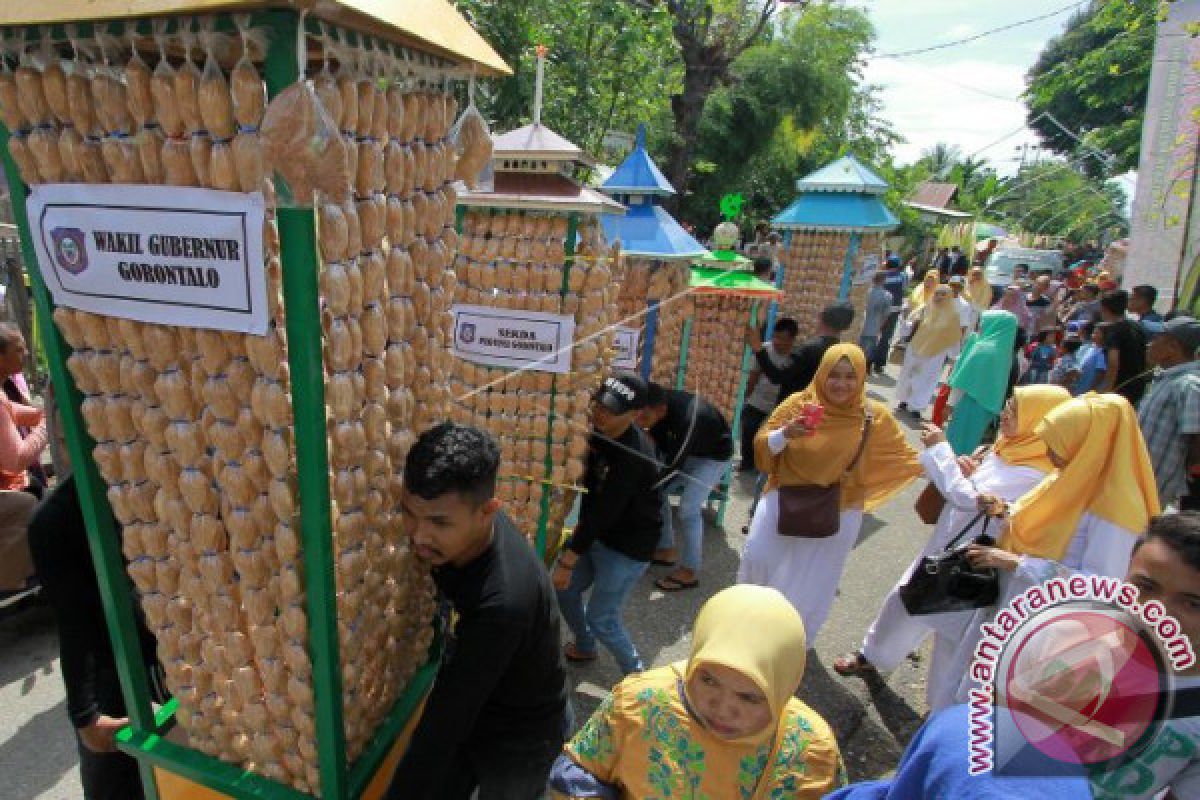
[964,267,993,321]
[908,271,939,311]
[973,392,1160,572]
[738,344,923,640]
[833,387,1072,712]
[895,285,964,420]
[548,585,845,800]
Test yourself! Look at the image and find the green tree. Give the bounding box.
[456,0,679,154]
[630,0,783,206]
[987,162,1128,242]
[1024,0,1157,176]
[681,2,895,228]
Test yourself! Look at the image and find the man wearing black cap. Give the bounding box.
[552,371,662,675]
[1138,316,1200,510]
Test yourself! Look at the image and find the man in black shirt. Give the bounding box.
[386,423,568,800]
[745,302,855,400]
[1098,289,1150,407]
[639,383,733,591]
[28,476,166,800]
[552,371,661,675]
[950,245,970,277]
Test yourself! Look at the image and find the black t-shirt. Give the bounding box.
[756,335,839,400]
[569,423,662,562]
[388,513,568,798]
[1105,318,1149,406]
[649,389,734,475]
[952,254,970,276]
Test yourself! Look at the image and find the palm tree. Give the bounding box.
[919,142,963,180]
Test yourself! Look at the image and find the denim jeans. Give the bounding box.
[748,471,768,519]
[656,456,730,572]
[858,334,879,364]
[873,310,901,369]
[556,541,649,674]
[739,407,769,471]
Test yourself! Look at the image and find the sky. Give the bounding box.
[856,0,1084,176]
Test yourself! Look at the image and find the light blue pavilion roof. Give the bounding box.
[601,125,674,196]
[600,204,708,260]
[796,154,889,195]
[772,192,900,232]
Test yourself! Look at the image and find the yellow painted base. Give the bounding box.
[154,703,424,800]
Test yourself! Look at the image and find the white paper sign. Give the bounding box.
[450,304,575,373]
[854,253,880,286]
[611,325,639,369]
[27,184,268,334]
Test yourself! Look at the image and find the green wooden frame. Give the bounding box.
[0,10,441,799]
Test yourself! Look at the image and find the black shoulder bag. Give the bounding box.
[899,511,1000,615]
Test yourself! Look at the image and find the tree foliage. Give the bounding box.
[1024,0,1157,176]
[682,3,895,229]
[988,162,1128,243]
[456,0,680,155]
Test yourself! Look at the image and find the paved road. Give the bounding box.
[0,368,934,797]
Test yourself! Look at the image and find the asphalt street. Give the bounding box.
[0,366,934,798]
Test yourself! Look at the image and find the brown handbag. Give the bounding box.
[776,413,872,538]
[914,481,946,524]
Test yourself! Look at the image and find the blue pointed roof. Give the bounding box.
[600,204,708,260]
[601,125,674,196]
[772,153,898,232]
[796,154,889,195]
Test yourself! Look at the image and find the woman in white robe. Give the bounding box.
[831,386,1071,680]
[894,285,962,419]
[926,393,1161,711]
[738,344,923,643]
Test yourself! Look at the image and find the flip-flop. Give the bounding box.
[655,575,699,592]
[564,643,598,663]
[833,651,877,677]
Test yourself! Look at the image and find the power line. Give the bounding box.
[874,1,1085,59]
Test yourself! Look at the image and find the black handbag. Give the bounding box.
[899,512,999,615]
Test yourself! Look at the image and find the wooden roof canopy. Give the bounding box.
[0,0,510,76]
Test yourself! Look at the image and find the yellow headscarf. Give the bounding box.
[909,286,962,357]
[965,267,993,313]
[909,272,939,310]
[683,585,806,744]
[1002,393,1162,560]
[992,385,1072,473]
[756,344,922,508]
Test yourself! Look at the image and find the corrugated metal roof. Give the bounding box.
[599,204,706,260]
[909,181,959,209]
[796,154,889,195]
[772,192,899,232]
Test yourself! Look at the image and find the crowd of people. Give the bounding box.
[6,246,1200,799]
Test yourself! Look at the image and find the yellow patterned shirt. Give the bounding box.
[563,666,845,800]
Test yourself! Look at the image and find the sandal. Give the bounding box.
[833,651,877,677]
[564,643,598,663]
[655,574,699,592]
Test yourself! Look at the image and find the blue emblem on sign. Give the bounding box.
[460,322,476,344]
[50,227,88,275]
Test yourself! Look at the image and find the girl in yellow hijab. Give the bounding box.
[549,585,845,800]
[895,286,963,419]
[739,344,923,639]
[833,386,1073,712]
